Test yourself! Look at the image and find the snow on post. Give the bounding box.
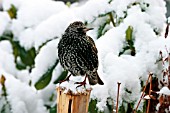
[56,80,92,113]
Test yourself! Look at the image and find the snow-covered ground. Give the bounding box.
[0,0,170,112]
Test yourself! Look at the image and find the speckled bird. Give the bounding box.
[58,21,104,86]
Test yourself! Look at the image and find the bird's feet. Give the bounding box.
[75,81,86,88]
[74,75,87,88]
[59,74,71,84]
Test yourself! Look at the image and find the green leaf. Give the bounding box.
[118,102,126,113]
[97,17,110,39]
[50,104,57,113]
[66,2,71,7]
[34,67,53,90]
[108,0,113,4]
[126,26,133,42]
[49,93,55,101]
[16,61,27,70]
[0,31,13,41]
[125,26,136,56]
[34,60,59,90]
[106,98,114,112]
[88,99,104,113]
[108,12,116,27]
[0,31,36,69]
[97,22,108,39]
[118,46,130,56]
[125,88,132,94]
[53,70,68,84]
[0,104,11,113]
[19,47,36,66]
[7,4,17,19]
[98,12,110,18]
[11,41,36,69]
[37,37,58,54]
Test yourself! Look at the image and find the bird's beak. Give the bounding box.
[83,28,94,32]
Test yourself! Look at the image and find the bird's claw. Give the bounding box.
[59,79,69,84]
[59,74,71,84]
[75,81,86,88]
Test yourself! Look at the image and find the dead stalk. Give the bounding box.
[146,75,152,113]
[116,82,121,113]
[135,73,152,111]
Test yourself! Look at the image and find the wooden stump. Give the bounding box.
[57,87,91,113]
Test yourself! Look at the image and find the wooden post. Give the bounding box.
[57,87,91,113]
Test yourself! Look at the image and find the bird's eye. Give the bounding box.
[77,28,83,32]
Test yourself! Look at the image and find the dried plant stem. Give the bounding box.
[168,54,170,74]
[159,51,165,65]
[146,75,152,113]
[135,73,152,111]
[116,82,121,113]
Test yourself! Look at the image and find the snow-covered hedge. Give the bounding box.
[0,0,170,113]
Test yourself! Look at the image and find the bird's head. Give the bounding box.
[65,21,93,34]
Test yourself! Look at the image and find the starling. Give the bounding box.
[58,21,104,86]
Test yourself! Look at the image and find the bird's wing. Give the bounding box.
[75,36,99,71]
[86,36,98,54]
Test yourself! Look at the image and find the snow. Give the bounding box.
[0,40,12,53]
[16,0,68,27]
[144,95,151,99]
[91,54,141,111]
[57,76,91,94]
[10,19,24,37]
[73,0,113,22]
[111,0,137,18]
[6,0,69,50]
[168,17,170,23]
[156,103,160,111]
[0,41,17,76]
[30,39,59,84]
[3,0,114,50]
[32,11,77,49]
[0,12,10,36]
[16,70,30,84]
[157,86,170,95]
[0,0,169,112]
[2,0,23,10]
[0,70,47,113]
[144,0,166,29]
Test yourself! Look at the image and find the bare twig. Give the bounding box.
[159,51,165,65]
[116,82,121,113]
[135,73,152,111]
[146,75,152,113]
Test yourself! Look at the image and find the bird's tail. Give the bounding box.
[87,71,104,85]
